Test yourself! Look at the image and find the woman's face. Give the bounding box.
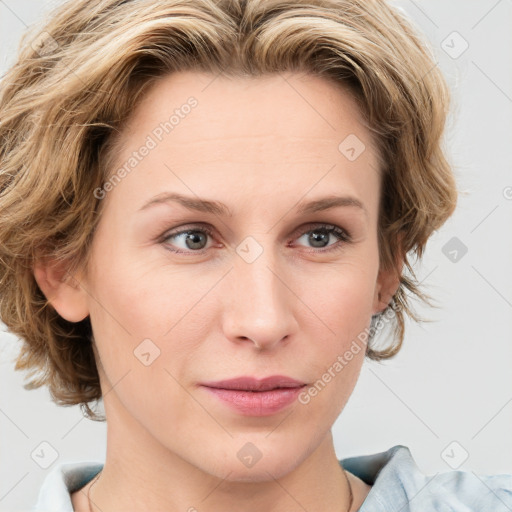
[53,71,397,480]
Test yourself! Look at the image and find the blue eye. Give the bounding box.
[295,224,350,252]
[161,226,215,253]
[160,223,351,255]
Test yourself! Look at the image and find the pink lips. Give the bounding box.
[200,376,306,416]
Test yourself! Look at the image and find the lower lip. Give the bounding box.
[201,386,305,416]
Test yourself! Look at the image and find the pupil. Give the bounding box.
[309,230,328,248]
[186,231,206,249]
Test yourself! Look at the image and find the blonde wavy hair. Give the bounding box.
[0,0,457,419]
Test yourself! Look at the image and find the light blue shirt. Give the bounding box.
[32,445,512,511]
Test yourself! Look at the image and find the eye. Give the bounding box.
[160,225,215,254]
[293,223,351,253]
[159,223,351,255]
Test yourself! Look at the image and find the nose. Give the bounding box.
[221,244,298,351]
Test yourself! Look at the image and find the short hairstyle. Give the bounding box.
[0,0,457,419]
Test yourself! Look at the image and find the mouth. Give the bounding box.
[200,376,307,416]
[201,375,307,392]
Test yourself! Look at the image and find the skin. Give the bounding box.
[34,70,401,511]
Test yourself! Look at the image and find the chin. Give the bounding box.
[222,460,301,483]
[204,442,307,483]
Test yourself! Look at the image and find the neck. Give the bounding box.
[88,395,354,512]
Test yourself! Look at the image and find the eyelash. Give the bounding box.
[159,223,352,255]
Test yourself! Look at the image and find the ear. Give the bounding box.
[33,258,90,322]
[372,264,401,315]
[372,235,405,315]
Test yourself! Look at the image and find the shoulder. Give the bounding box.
[340,445,512,512]
[31,461,103,512]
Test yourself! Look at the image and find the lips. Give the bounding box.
[201,375,306,392]
[200,375,308,416]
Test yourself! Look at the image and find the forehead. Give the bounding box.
[104,70,381,215]
[116,70,377,158]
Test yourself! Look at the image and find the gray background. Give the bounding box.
[1,0,511,510]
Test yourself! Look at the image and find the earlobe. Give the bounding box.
[32,258,90,322]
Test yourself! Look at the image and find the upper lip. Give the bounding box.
[201,375,306,391]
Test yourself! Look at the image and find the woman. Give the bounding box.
[0,0,510,510]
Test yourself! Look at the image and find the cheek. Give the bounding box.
[301,261,377,334]
[85,255,203,431]
[87,243,202,336]
[294,262,377,406]
[85,245,221,393]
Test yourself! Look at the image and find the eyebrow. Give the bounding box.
[138,192,367,217]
